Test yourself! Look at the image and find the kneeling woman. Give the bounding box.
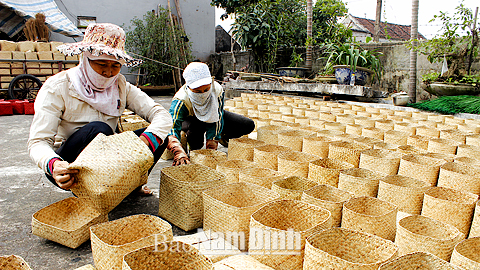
[166,62,255,165]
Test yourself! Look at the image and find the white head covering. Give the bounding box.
[67,51,121,116]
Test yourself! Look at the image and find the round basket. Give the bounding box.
[395,215,463,261]
[466,133,480,146]
[317,129,344,138]
[90,214,173,270]
[249,200,332,270]
[253,144,292,171]
[122,242,213,270]
[303,227,398,269]
[342,196,398,241]
[319,112,337,122]
[359,149,402,176]
[469,201,480,238]
[278,105,293,114]
[272,176,318,200]
[256,118,271,129]
[362,127,385,140]
[445,116,465,125]
[422,186,479,236]
[338,168,383,197]
[299,125,321,134]
[257,125,290,145]
[190,149,227,169]
[437,162,480,195]
[328,141,372,167]
[397,145,426,155]
[301,184,354,227]
[277,130,316,152]
[375,119,395,131]
[458,123,480,133]
[393,122,416,136]
[345,123,364,136]
[343,109,357,115]
[384,130,409,145]
[353,136,383,148]
[440,129,471,144]
[308,158,355,187]
[267,111,283,121]
[427,138,460,155]
[354,116,376,128]
[257,110,270,119]
[228,137,266,161]
[357,111,373,118]
[331,107,345,114]
[379,252,462,270]
[428,114,446,123]
[336,114,356,125]
[407,135,430,150]
[277,151,320,178]
[302,136,338,158]
[294,116,311,125]
[310,118,326,128]
[324,121,347,132]
[203,182,279,251]
[388,115,405,122]
[457,144,480,160]
[373,142,399,151]
[377,175,430,214]
[216,159,258,184]
[450,237,480,270]
[421,152,456,162]
[0,255,32,270]
[454,156,480,167]
[333,133,359,143]
[397,154,445,186]
[238,166,286,189]
[304,109,320,118]
[292,107,307,116]
[247,109,259,118]
[281,114,296,123]
[437,123,458,130]
[416,126,440,138]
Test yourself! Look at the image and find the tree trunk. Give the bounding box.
[408,0,419,103]
[305,0,313,70]
[374,0,382,42]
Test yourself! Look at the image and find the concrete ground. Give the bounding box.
[0,94,231,270]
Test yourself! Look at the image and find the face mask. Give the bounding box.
[84,57,119,91]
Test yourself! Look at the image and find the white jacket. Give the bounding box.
[28,70,173,174]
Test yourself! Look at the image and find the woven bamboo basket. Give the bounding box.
[454,156,480,166]
[277,151,320,178]
[375,119,395,131]
[373,142,399,151]
[417,119,440,127]
[411,111,429,120]
[280,114,296,123]
[457,144,480,161]
[277,130,315,152]
[359,149,402,176]
[294,116,311,125]
[238,166,286,189]
[440,129,471,144]
[361,106,378,114]
[228,137,266,161]
[383,130,409,145]
[422,186,478,236]
[249,200,332,270]
[302,136,338,158]
[465,118,480,125]
[353,136,383,148]
[292,107,307,116]
[308,158,355,187]
[268,111,283,121]
[158,164,227,231]
[416,125,440,138]
[213,255,274,269]
[437,123,458,130]
[379,252,462,270]
[303,227,398,269]
[122,242,213,270]
[203,182,279,251]
[343,109,358,115]
[397,154,445,186]
[357,111,373,118]
[395,215,464,261]
[324,121,347,132]
[335,114,356,125]
[0,255,32,270]
[256,118,272,129]
[69,132,154,213]
[345,123,364,136]
[427,138,460,155]
[377,175,430,214]
[90,214,173,270]
[256,125,290,145]
[342,196,398,241]
[407,135,430,150]
[317,129,344,138]
[328,141,371,167]
[338,168,384,197]
[285,122,302,129]
[361,127,385,140]
[277,105,292,114]
[466,133,480,146]
[247,109,259,118]
[271,176,318,200]
[333,133,359,143]
[428,114,446,122]
[331,107,345,114]
[394,110,413,117]
[396,145,426,155]
[301,184,354,227]
[421,152,455,162]
[336,103,351,109]
[257,110,270,119]
[309,118,326,128]
[304,108,320,118]
[299,125,321,134]
[387,115,405,122]
[253,144,291,171]
[437,162,480,195]
[216,159,258,184]
[32,197,108,249]
[354,116,375,127]
[445,116,465,125]
[319,112,337,122]
[190,149,227,169]
[393,122,416,136]
[469,201,480,238]
[450,237,480,270]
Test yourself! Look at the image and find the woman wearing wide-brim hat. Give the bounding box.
[27,23,173,194]
[165,62,255,165]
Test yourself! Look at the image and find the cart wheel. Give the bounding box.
[8,74,42,100]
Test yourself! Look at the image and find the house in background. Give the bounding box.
[215,25,240,53]
[341,14,426,42]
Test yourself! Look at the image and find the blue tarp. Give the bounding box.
[0,0,82,38]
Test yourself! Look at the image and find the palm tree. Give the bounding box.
[306,0,313,70]
[409,0,419,103]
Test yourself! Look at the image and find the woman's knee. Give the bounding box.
[85,121,114,136]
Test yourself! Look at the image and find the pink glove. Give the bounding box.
[206,139,218,150]
[167,135,190,166]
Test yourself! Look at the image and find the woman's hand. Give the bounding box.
[52,160,78,190]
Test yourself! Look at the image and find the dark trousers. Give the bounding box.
[46,121,168,186]
[181,110,255,150]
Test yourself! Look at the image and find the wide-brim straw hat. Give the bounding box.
[308,158,355,187]
[469,201,480,238]
[190,149,227,169]
[32,197,108,249]
[397,153,445,186]
[342,196,398,241]
[213,255,274,269]
[450,237,480,269]
[249,199,332,269]
[421,186,478,236]
[377,175,430,215]
[228,137,266,161]
[0,255,32,270]
[122,242,213,270]
[216,159,258,184]
[301,184,354,227]
[303,227,398,269]
[338,167,384,197]
[202,182,279,251]
[437,162,480,195]
[57,23,142,67]
[158,163,227,231]
[359,149,402,176]
[90,214,173,270]
[379,252,462,270]
[271,176,318,200]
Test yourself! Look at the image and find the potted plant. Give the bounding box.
[323,42,383,86]
[277,49,309,77]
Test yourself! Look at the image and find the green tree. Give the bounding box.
[312,0,350,44]
[211,0,261,19]
[124,9,192,86]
